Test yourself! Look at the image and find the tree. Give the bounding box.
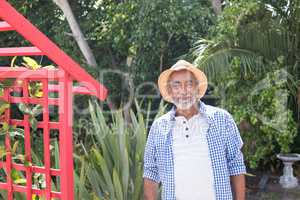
[53,0,98,67]
[193,0,300,169]
[84,0,215,109]
[2,0,216,111]
[193,0,299,82]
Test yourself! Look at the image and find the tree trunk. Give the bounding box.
[211,0,222,15]
[53,0,98,67]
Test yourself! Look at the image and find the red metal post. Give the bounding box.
[0,0,108,199]
[4,87,12,200]
[42,77,51,200]
[0,0,108,100]
[59,72,74,200]
[23,79,33,200]
[0,69,66,199]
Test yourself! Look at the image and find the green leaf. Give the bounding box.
[18,103,32,115]
[0,100,9,115]
[84,100,159,199]
[22,57,41,70]
[12,154,25,162]
[0,146,6,159]
[29,82,43,98]
[1,122,9,132]
[1,79,15,88]
[113,168,123,200]
[32,104,43,117]
[11,141,19,155]
[10,168,22,182]
[13,178,27,184]
[29,116,38,131]
[9,129,24,138]
[24,160,32,167]
[91,148,115,199]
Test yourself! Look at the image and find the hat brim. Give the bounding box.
[158,66,208,103]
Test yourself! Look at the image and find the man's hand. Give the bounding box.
[230,174,246,200]
[144,178,158,200]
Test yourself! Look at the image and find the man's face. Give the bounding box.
[167,69,199,110]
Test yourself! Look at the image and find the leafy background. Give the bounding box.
[0,0,300,199]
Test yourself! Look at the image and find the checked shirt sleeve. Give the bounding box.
[225,114,247,176]
[143,121,160,183]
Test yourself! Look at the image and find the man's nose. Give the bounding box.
[178,85,189,94]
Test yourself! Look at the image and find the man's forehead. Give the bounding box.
[169,69,196,81]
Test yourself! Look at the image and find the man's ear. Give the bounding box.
[195,88,201,100]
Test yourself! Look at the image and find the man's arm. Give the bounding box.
[144,178,158,200]
[230,174,245,200]
[143,121,160,199]
[225,113,247,200]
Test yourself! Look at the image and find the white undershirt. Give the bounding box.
[173,113,216,200]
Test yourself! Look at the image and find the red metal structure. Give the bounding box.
[0,0,108,199]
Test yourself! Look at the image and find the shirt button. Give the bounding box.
[183,121,186,124]
[185,135,189,138]
[185,127,189,131]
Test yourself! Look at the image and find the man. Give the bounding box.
[143,60,246,200]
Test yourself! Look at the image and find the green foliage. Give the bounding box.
[0,140,60,200]
[213,58,298,169]
[0,0,216,109]
[130,0,214,81]
[73,0,215,107]
[213,0,261,41]
[72,100,166,200]
[0,0,215,198]
[194,39,265,82]
[18,103,43,131]
[193,0,300,170]
[193,0,298,81]
[0,56,59,199]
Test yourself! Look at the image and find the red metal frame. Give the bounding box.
[0,1,108,199]
[0,0,107,100]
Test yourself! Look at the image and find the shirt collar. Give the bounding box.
[169,100,212,124]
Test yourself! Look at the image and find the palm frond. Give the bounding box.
[194,46,265,81]
[238,27,290,61]
[192,8,291,81]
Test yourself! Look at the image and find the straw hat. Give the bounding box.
[158,60,208,103]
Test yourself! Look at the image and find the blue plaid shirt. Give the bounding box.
[143,101,246,200]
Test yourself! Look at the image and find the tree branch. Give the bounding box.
[211,0,222,15]
[53,0,98,67]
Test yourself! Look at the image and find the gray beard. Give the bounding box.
[173,96,197,110]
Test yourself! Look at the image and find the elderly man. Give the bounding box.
[143,60,246,200]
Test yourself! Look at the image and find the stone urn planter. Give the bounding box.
[277,153,300,188]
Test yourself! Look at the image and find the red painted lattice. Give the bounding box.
[0,1,108,199]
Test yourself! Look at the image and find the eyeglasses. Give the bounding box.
[168,80,198,90]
